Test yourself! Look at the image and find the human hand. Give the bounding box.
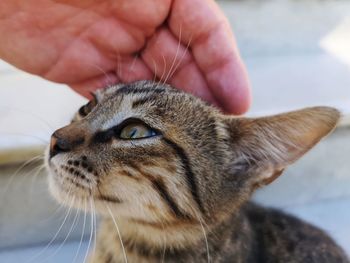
[0,0,250,114]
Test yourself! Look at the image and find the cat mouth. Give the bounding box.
[48,154,100,188]
[51,170,91,193]
[50,167,123,204]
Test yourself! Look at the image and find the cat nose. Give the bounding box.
[49,128,86,158]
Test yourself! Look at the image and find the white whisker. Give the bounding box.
[188,203,211,263]
[40,207,80,262]
[73,199,88,263]
[162,24,183,85]
[117,53,122,82]
[37,201,68,224]
[26,196,75,263]
[83,199,94,263]
[151,58,159,84]
[0,105,55,132]
[168,34,193,83]
[87,63,115,88]
[154,55,168,90]
[29,164,46,199]
[106,204,128,263]
[160,220,167,263]
[126,55,138,82]
[0,131,49,144]
[92,199,98,261]
[0,155,44,205]
[198,215,211,263]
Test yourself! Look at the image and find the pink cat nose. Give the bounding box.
[49,127,86,158]
[50,133,70,157]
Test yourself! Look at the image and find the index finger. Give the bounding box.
[169,0,251,114]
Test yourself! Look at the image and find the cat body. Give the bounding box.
[46,81,349,263]
[91,203,348,263]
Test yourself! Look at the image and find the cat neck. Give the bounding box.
[97,209,251,262]
[117,217,206,251]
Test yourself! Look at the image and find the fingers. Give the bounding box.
[70,56,153,98]
[169,0,251,114]
[70,0,251,114]
[112,0,172,29]
[141,28,219,105]
[194,22,251,114]
[70,72,119,99]
[115,56,153,83]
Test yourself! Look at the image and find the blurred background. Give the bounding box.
[0,0,350,262]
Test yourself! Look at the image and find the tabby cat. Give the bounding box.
[46,81,349,263]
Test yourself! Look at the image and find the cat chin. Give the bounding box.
[47,166,170,221]
[47,174,121,214]
[48,173,90,208]
[47,174,67,205]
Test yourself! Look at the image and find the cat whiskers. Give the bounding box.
[162,24,183,86]
[0,131,49,144]
[188,203,211,263]
[83,198,96,263]
[0,105,55,132]
[0,106,53,150]
[151,57,162,87]
[161,24,193,87]
[151,58,158,83]
[73,199,88,263]
[126,54,139,82]
[116,53,122,82]
[92,199,98,261]
[26,196,76,263]
[153,55,168,91]
[29,163,47,198]
[159,217,167,263]
[160,55,168,86]
[198,214,211,263]
[87,63,116,88]
[106,203,128,263]
[150,24,194,94]
[40,204,80,263]
[151,27,179,90]
[0,154,44,208]
[170,33,193,83]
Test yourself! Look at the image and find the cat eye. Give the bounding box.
[118,121,158,140]
[93,119,159,143]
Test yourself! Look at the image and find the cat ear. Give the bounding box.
[224,107,340,189]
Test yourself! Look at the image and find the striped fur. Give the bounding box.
[46,81,348,263]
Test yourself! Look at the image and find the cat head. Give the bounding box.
[47,81,340,227]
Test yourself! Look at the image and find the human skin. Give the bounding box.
[0,0,251,114]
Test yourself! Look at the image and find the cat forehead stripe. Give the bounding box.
[114,84,180,96]
[132,95,158,109]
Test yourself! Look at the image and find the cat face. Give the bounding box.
[46,81,340,226]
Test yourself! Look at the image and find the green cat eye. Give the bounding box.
[119,123,157,139]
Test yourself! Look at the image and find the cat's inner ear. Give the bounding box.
[225,107,340,188]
